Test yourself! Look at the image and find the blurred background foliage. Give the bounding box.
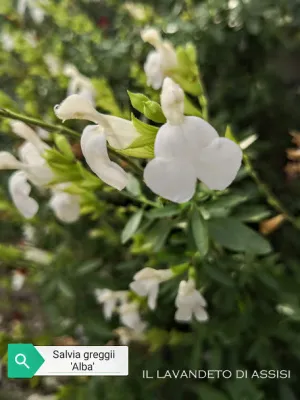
[0,0,300,399]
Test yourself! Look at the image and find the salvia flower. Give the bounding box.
[144,78,243,203]
[95,289,128,320]
[54,94,138,190]
[63,64,95,105]
[18,0,46,24]
[114,327,145,346]
[130,267,173,310]
[118,301,146,332]
[49,184,81,223]
[11,270,26,291]
[175,279,208,323]
[0,122,53,218]
[141,28,177,89]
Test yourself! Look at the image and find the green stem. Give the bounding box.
[243,152,300,229]
[0,108,80,137]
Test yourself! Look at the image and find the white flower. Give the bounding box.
[23,224,36,244]
[24,247,52,265]
[1,32,14,51]
[141,28,177,89]
[175,279,208,323]
[63,64,95,105]
[0,122,53,218]
[95,289,128,320]
[114,327,145,345]
[9,171,39,218]
[18,0,46,24]
[54,94,138,190]
[37,127,51,140]
[27,395,56,400]
[144,78,243,203]
[11,270,26,291]
[49,184,80,223]
[44,54,61,76]
[118,302,146,332]
[130,267,173,310]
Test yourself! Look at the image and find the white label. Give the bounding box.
[35,346,128,376]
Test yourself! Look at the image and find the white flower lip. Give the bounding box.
[175,279,209,323]
[130,267,173,310]
[143,78,243,203]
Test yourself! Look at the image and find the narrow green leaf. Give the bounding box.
[208,217,272,255]
[147,219,173,252]
[147,205,181,219]
[184,95,202,117]
[121,210,144,244]
[191,206,209,257]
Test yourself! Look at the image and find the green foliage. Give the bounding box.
[0,0,300,400]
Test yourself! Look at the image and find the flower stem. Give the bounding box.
[0,108,80,137]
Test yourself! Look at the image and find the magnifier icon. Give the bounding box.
[15,353,30,369]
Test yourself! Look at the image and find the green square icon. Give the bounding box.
[8,344,45,378]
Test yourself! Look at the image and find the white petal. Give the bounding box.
[10,121,48,153]
[161,78,184,125]
[49,192,80,223]
[148,284,159,310]
[195,137,243,190]
[144,51,164,90]
[17,0,27,15]
[144,157,196,203]
[192,290,207,308]
[175,306,193,322]
[154,123,190,159]
[8,171,39,218]
[104,115,138,149]
[103,299,117,320]
[81,125,128,190]
[25,164,54,186]
[54,94,101,124]
[30,6,45,23]
[132,267,157,281]
[18,142,44,165]
[129,281,149,297]
[141,28,161,45]
[194,306,209,322]
[12,271,25,291]
[158,42,178,71]
[0,152,22,170]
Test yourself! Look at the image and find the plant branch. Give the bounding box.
[0,108,80,137]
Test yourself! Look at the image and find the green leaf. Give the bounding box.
[143,101,166,123]
[208,217,272,255]
[127,91,149,114]
[146,219,173,252]
[203,264,235,287]
[233,205,271,222]
[76,260,102,276]
[126,173,141,196]
[225,125,238,143]
[190,206,209,257]
[184,95,202,117]
[117,115,158,158]
[121,210,144,244]
[147,205,181,219]
[53,134,74,160]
